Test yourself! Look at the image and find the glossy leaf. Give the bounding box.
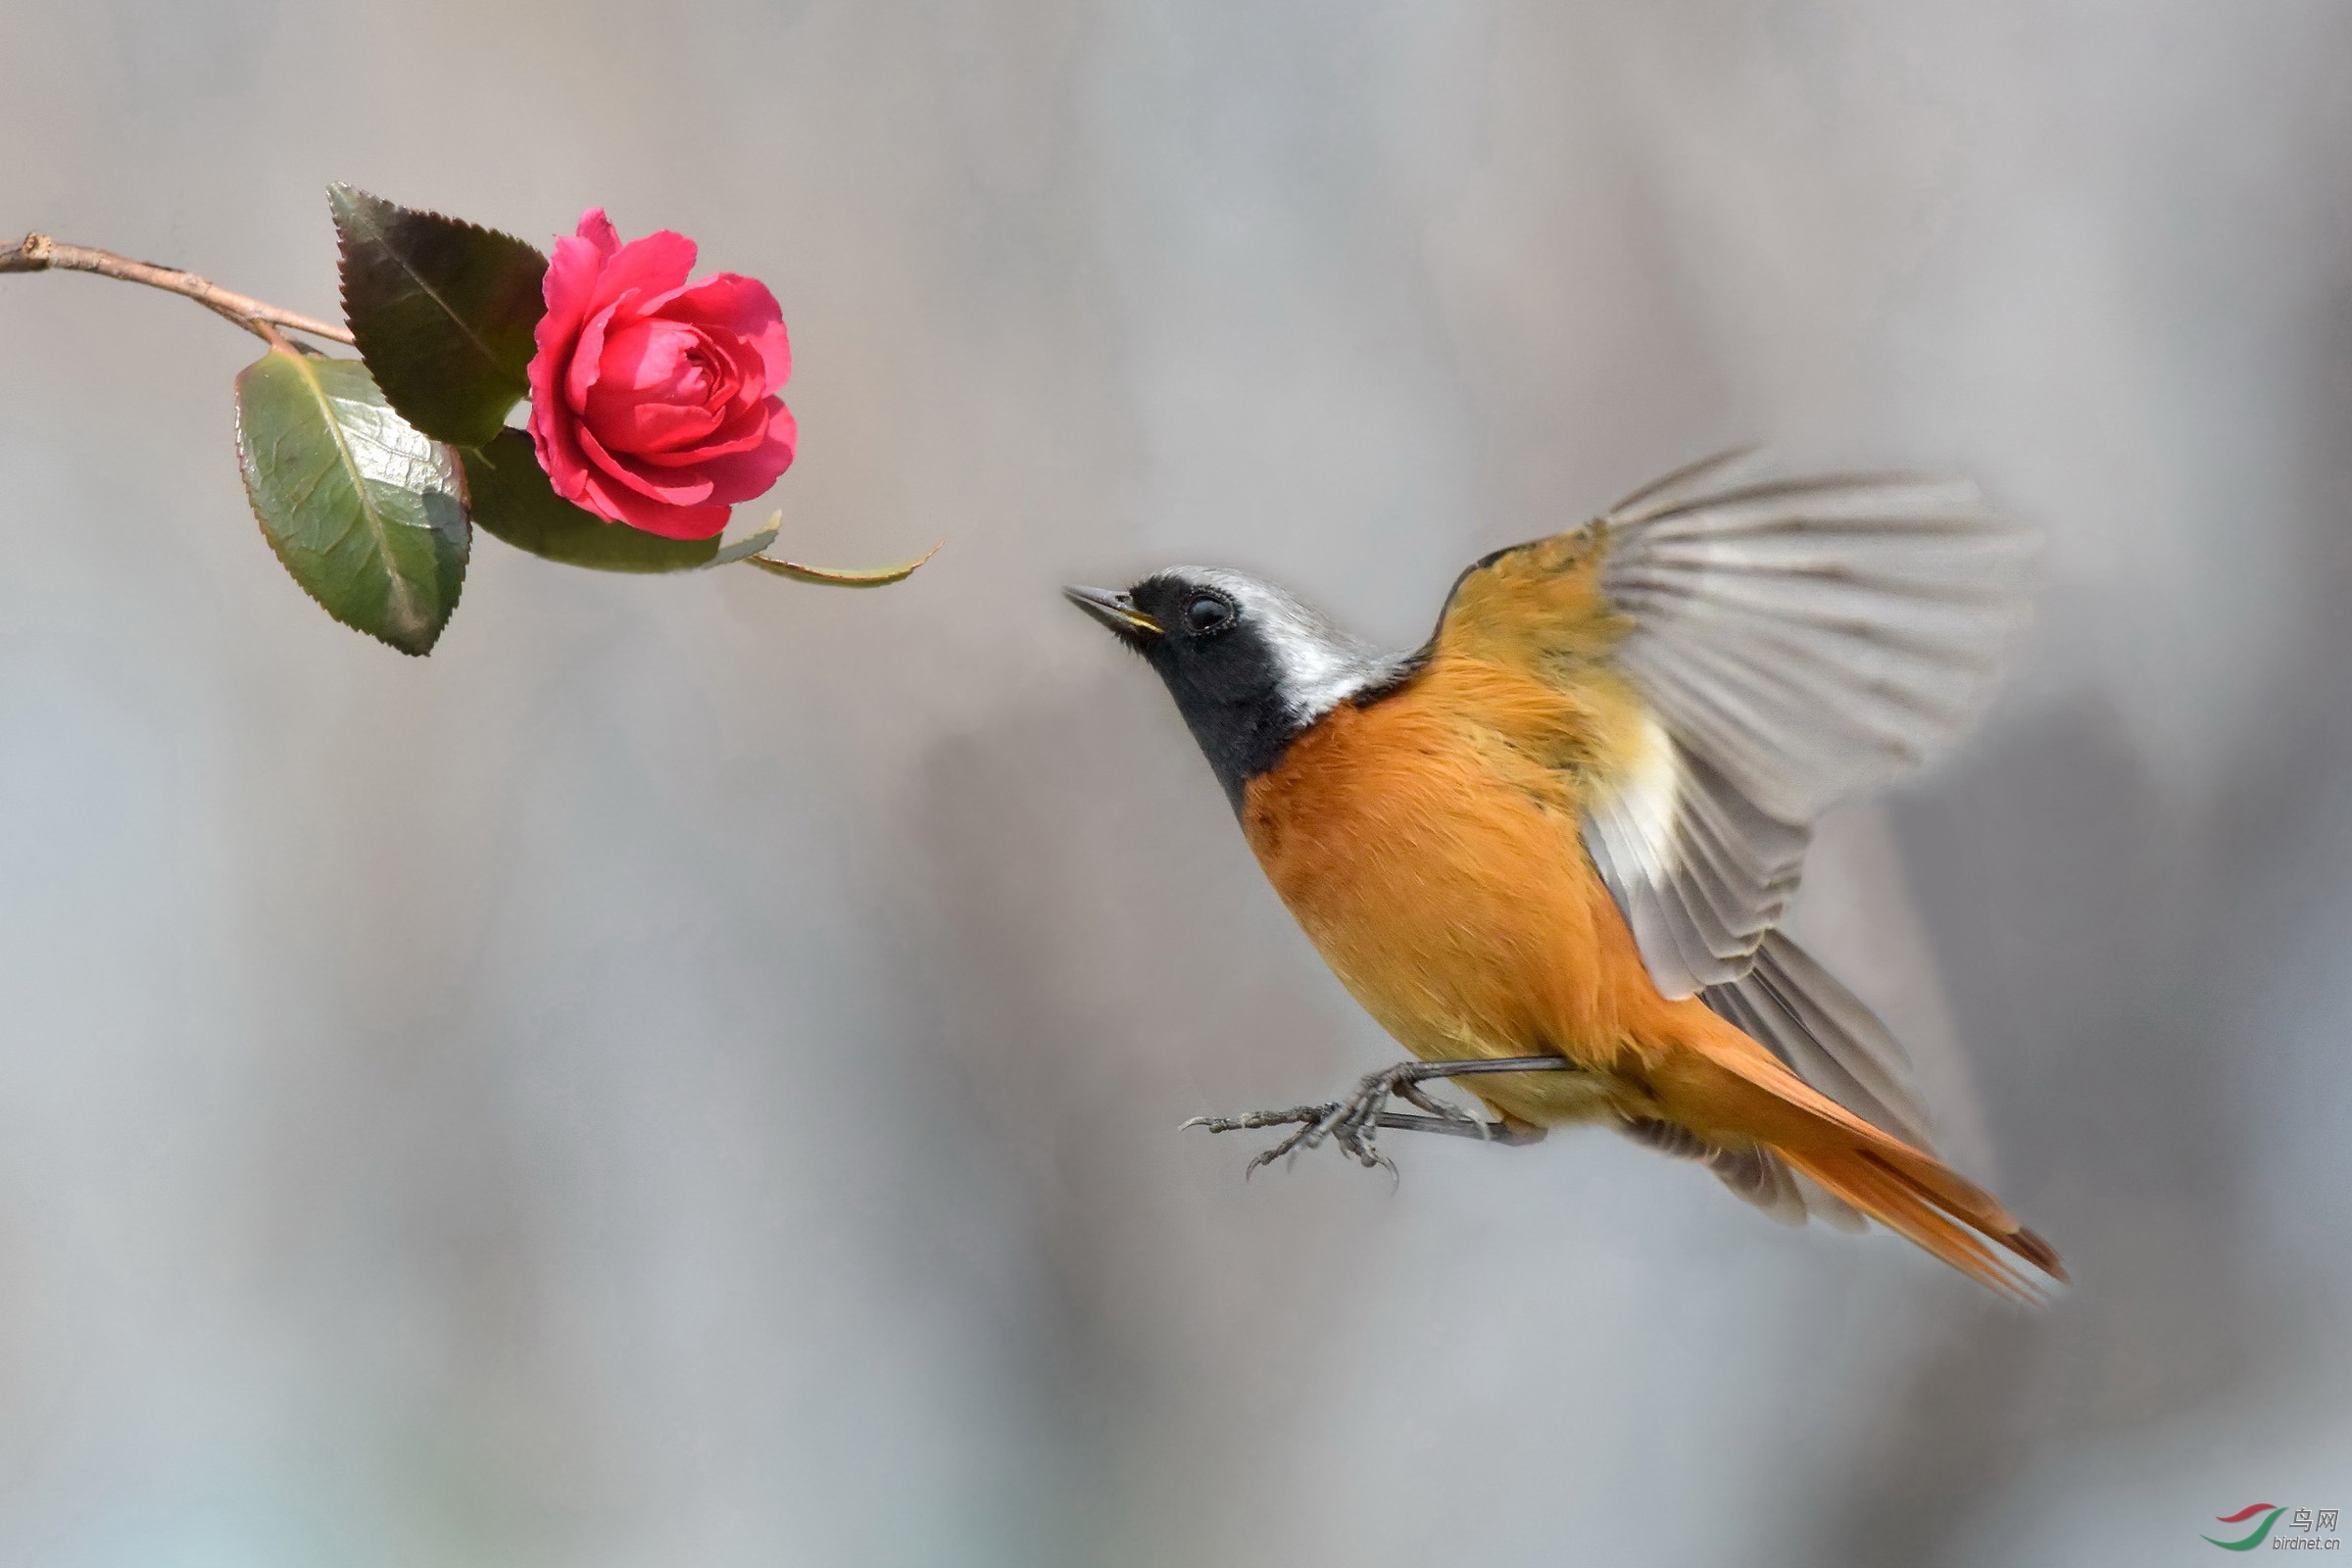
[234,350,468,656]
[738,541,941,587]
[462,429,779,571]
[330,183,549,447]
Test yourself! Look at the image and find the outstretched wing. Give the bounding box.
[1431,450,2030,999]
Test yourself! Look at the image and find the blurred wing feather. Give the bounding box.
[1699,929,1936,1152]
[1424,454,2027,998]
[1604,468,2032,828]
[1617,1115,1862,1230]
[1584,738,1809,995]
[1594,460,2027,994]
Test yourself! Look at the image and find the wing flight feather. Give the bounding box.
[1420,451,2017,1198]
[1434,454,2027,997]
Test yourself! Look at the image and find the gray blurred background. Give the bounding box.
[3,1,2347,1563]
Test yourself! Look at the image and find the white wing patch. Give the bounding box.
[1603,709,1683,878]
[1584,732,1809,997]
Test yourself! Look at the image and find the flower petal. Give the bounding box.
[590,318,727,418]
[685,400,797,502]
[538,238,601,343]
[608,493,733,538]
[653,272,791,389]
[573,208,622,260]
[700,330,770,409]
[577,421,718,506]
[571,461,733,538]
[565,295,631,414]
[527,396,595,507]
[586,229,698,318]
[626,399,769,466]
[596,394,726,456]
[598,318,703,394]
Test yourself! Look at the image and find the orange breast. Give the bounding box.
[1240,661,1721,1127]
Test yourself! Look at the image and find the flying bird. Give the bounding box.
[1066,451,2064,1301]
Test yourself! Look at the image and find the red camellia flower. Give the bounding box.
[525,210,796,539]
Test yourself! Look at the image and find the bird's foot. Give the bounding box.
[1183,1060,1498,1177]
[1181,1100,1374,1175]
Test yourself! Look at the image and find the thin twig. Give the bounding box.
[1,232,355,347]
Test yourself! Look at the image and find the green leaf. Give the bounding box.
[737,540,941,587]
[234,350,469,656]
[330,183,549,448]
[461,429,779,571]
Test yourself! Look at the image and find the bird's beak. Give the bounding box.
[1063,584,1162,641]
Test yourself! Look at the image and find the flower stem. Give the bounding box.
[0,232,355,348]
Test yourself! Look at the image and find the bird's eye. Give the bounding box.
[1184,592,1234,634]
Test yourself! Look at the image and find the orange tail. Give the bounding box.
[1659,1027,2067,1303]
[1773,1137,2065,1304]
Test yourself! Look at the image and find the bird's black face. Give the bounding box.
[1064,568,1403,812]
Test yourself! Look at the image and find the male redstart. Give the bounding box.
[1067,450,2063,1300]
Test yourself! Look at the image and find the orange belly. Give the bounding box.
[1240,676,1725,1129]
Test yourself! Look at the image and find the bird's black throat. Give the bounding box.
[1142,632,1310,812]
[1116,571,1414,815]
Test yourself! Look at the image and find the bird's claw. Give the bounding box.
[1185,1062,1485,1177]
[1182,1102,1362,1173]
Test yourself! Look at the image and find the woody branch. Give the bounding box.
[1,232,354,347]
